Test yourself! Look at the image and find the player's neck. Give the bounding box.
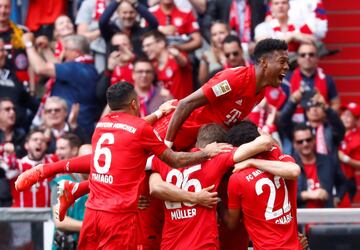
[110,107,136,116]
[254,65,267,94]
[161,3,174,14]
[300,67,316,78]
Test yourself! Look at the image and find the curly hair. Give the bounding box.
[225,121,260,147]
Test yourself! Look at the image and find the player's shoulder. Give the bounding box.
[149,4,160,13]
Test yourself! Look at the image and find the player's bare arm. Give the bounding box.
[233,134,274,163]
[165,89,209,146]
[158,142,231,168]
[225,208,241,229]
[233,159,301,180]
[149,173,218,208]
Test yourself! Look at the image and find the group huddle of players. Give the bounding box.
[15,38,308,249]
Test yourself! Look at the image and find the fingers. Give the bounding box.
[202,184,215,192]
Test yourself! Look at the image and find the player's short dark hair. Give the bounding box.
[142,30,167,44]
[196,123,227,148]
[59,133,82,149]
[223,35,242,48]
[106,82,136,111]
[253,38,288,64]
[226,121,260,146]
[292,123,313,137]
[133,57,153,67]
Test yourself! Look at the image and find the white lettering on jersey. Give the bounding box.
[275,213,293,224]
[212,80,231,97]
[92,173,114,184]
[96,122,137,134]
[224,108,242,126]
[170,208,197,220]
[246,169,264,182]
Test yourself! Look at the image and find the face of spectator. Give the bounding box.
[0,40,6,68]
[0,0,10,23]
[25,132,47,161]
[43,101,67,128]
[223,41,244,68]
[271,0,289,20]
[142,36,163,60]
[133,62,154,89]
[117,1,137,29]
[293,129,315,157]
[54,15,74,39]
[341,110,357,130]
[0,100,15,128]
[263,50,289,87]
[297,44,318,72]
[210,23,229,49]
[111,33,132,51]
[56,138,78,160]
[306,103,326,123]
[63,40,82,61]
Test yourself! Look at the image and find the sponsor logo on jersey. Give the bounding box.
[212,80,231,97]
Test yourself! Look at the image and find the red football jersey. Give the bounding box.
[228,145,300,250]
[303,163,325,208]
[150,5,199,35]
[151,148,236,250]
[86,112,168,213]
[201,65,265,128]
[340,128,360,179]
[155,55,193,100]
[12,154,58,208]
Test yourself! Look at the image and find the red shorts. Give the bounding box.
[78,208,143,250]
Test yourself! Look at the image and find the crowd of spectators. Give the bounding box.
[0,0,359,249]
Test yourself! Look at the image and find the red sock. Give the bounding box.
[43,154,91,178]
[73,180,90,200]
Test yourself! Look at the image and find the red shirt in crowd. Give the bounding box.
[155,54,193,100]
[86,112,168,213]
[151,148,236,250]
[12,154,58,208]
[150,4,199,35]
[228,145,300,249]
[340,128,360,179]
[303,162,326,208]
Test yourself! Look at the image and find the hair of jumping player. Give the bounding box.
[106,82,137,111]
[195,123,227,148]
[225,121,260,147]
[253,38,288,64]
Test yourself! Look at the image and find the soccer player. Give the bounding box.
[225,122,301,249]
[148,122,275,249]
[18,82,229,249]
[162,38,289,149]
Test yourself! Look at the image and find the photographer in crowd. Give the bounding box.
[282,42,340,123]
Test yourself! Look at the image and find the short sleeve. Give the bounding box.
[210,148,237,176]
[325,75,339,101]
[140,123,168,157]
[185,11,199,34]
[201,70,236,103]
[279,154,296,163]
[227,174,242,209]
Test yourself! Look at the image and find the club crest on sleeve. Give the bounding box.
[212,80,231,97]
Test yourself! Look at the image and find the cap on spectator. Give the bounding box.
[341,102,360,117]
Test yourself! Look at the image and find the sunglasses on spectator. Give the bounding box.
[299,52,316,58]
[134,70,153,74]
[45,108,62,114]
[225,51,240,58]
[295,137,313,145]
